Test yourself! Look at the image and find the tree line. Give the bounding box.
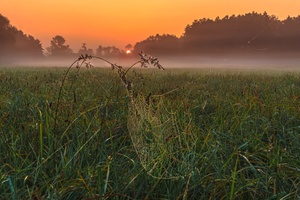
[45,35,128,59]
[134,12,300,56]
[1,11,300,64]
[0,14,130,64]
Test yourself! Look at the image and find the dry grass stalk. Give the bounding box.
[58,52,196,179]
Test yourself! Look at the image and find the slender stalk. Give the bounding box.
[230,155,239,200]
[54,58,79,130]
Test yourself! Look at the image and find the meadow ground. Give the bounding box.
[1,65,300,199]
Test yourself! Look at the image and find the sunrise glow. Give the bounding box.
[0,0,299,51]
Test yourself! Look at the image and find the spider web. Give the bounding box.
[127,94,198,179]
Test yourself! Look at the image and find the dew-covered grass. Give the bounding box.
[1,66,300,199]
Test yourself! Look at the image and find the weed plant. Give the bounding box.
[1,57,300,199]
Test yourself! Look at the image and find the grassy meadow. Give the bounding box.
[1,65,300,199]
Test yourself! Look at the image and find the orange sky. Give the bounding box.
[1,0,299,52]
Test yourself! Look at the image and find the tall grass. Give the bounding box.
[1,63,300,199]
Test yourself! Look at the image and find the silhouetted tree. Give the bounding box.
[279,15,300,51]
[0,13,43,63]
[46,35,73,57]
[0,14,14,51]
[14,30,44,57]
[78,43,94,55]
[125,44,133,50]
[96,45,123,57]
[180,12,283,54]
[109,46,123,57]
[96,45,104,57]
[134,34,180,56]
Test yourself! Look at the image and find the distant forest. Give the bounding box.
[134,12,300,56]
[1,12,300,64]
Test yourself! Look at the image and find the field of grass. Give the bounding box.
[1,65,300,199]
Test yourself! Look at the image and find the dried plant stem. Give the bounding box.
[54,53,163,130]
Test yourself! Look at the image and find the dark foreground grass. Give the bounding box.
[1,67,300,199]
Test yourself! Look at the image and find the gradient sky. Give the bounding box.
[1,0,299,52]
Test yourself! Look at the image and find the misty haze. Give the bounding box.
[1,12,300,69]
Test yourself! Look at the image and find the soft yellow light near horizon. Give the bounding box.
[126,50,132,54]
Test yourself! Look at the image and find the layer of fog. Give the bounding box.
[1,53,300,72]
[158,53,300,71]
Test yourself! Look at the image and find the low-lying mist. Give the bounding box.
[158,52,300,71]
[1,52,300,71]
